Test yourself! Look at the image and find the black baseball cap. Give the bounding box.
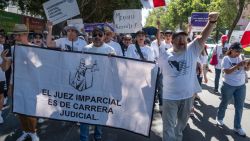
[229,42,243,51]
[135,30,146,36]
[172,30,188,39]
[92,26,105,33]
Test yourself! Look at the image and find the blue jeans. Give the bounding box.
[80,124,102,141]
[214,68,221,91]
[217,82,246,129]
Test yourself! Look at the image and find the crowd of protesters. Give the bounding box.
[0,11,250,141]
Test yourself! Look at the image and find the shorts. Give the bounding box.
[0,81,5,94]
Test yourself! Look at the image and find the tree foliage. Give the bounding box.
[146,0,250,41]
[8,0,142,23]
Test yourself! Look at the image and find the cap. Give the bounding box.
[135,30,146,36]
[64,24,79,33]
[92,26,105,33]
[229,42,243,51]
[164,30,173,34]
[172,30,188,39]
[13,24,29,34]
[124,34,132,39]
[221,35,228,43]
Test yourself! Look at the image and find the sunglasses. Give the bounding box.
[92,33,104,38]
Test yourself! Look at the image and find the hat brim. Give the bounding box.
[12,31,29,34]
[64,26,79,33]
[173,32,188,39]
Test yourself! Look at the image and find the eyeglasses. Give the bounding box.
[92,33,104,38]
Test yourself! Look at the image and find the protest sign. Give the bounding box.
[13,45,158,136]
[191,12,209,32]
[113,9,142,33]
[84,23,114,32]
[43,0,80,25]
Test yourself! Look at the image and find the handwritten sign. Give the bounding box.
[113,9,142,33]
[43,0,80,25]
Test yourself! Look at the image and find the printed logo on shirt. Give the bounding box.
[168,60,189,76]
[69,58,99,91]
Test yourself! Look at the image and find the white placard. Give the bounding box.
[113,9,142,33]
[43,0,80,25]
[13,45,158,136]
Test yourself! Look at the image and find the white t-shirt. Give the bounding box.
[214,43,230,69]
[85,43,116,55]
[151,40,172,60]
[200,54,208,65]
[106,40,123,56]
[126,44,155,61]
[0,45,6,81]
[158,39,202,100]
[55,37,87,51]
[222,56,245,86]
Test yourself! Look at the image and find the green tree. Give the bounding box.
[146,0,209,31]
[0,0,9,10]
[9,0,142,22]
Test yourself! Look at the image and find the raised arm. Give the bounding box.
[46,21,57,48]
[0,49,11,72]
[198,12,219,46]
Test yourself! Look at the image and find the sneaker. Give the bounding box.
[213,89,219,94]
[194,95,201,101]
[216,119,224,126]
[234,128,246,137]
[38,118,45,124]
[29,133,40,141]
[0,114,3,124]
[16,132,29,141]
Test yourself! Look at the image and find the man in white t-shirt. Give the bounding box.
[80,27,115,141]
[158,12,219,141]
[151,30,173,60]
[212,35,230,93]
[104,29,123,56]
[46,22,87,51]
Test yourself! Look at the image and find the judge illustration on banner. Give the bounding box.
[69,58,99,91]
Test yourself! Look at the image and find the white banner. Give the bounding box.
[113,9,142,33]
[43,0,80,25]
[13,45,158,136]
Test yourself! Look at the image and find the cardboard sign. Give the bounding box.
[113,9,142,33]
[43,0,80,25]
